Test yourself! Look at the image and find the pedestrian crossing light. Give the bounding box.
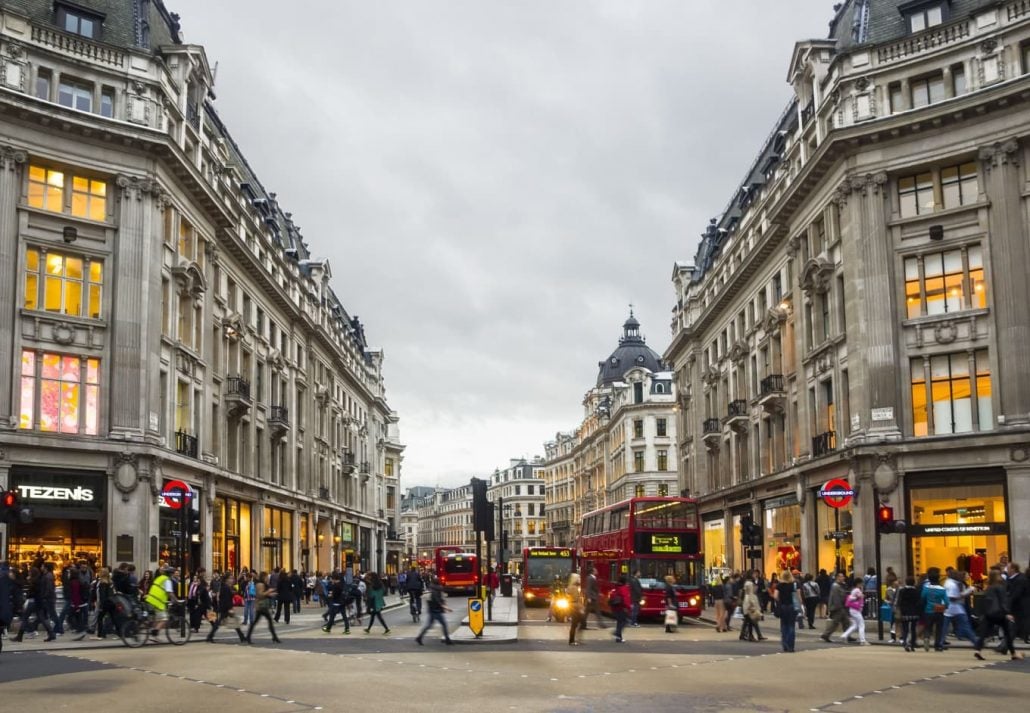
[877,504,906,534]
[1,490,32,525]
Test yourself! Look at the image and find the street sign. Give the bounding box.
[161,479,193,510]
[819,478,855,509]
[468,598,485,637]
[745,547,763,558]
[825,530,851,540]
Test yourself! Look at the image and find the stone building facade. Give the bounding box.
[542,315,679,547]
[0,0,404,577]
[666,0,1030,581]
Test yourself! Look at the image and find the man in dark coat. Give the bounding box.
[1007,562,1030,643]
[275,569,293,624]
[0,562,16,655]
[206,574,245,643]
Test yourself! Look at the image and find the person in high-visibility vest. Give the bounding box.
[145,566,179,630]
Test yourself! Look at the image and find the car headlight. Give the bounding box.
[554,598,569,609]
[525,592,534,600]
[688,597,699,607]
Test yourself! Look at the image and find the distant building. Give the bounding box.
[543,313,679,546]
[489,458,546,573]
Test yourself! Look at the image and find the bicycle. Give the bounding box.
[117,600,192,647]
[409,591,423,623]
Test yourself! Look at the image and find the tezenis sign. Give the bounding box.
[17,485,95,502]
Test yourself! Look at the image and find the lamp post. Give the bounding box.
[500,501,512,576]
[333,535,341,572]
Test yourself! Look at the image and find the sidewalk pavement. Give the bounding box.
[452,592,520,644]
[2,598,408,653]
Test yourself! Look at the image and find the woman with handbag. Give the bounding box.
[840,577,868,645]
[740,580,765,642]
[919,568,948,651]
[974,569,1024,661]
[663,575,679,633]
[206,574,246,644]
[245,571,281,644]
[566,573,585,646]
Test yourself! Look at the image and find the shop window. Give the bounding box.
[20,350,100,435]
[909,481,1007,582]
[27,165,107,221]
[817,501,854,574]
[911,349,991,436]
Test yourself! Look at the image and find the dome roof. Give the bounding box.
[596,312,663,386]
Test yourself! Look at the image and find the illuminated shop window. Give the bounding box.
[20,350,100,435]
[27,165,107,220]
[24,248,103,319]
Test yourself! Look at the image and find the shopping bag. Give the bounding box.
[879,602,894,623]
[664,608,679,627]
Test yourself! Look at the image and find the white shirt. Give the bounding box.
[943,577,971,617]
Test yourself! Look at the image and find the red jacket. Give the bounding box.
[610,583,631,610]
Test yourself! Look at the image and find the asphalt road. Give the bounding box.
[1,599,1026,712]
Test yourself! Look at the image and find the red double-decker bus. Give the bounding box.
[434,546,478,593]
[521,547,576,605]
[576,497,704,621]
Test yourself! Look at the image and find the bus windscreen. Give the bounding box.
[632,501,699,530]
[525,556,573,586]
[444,557,474,574]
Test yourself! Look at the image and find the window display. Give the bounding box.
[763,499,801,575]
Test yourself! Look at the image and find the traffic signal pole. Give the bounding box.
[874,500,884,641]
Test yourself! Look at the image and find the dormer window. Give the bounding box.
[56,3,103,40]
[905,2,946,33]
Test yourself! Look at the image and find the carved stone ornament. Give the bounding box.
[815,348,834,376]
[53,324,75,345]
[0,144,27,170]
[171,260,207,298]
[872,453,899,495]
[980,38,998,54]
[933,321,957,345]
[728,340,749,365]
[701,365,721,388]
[979,139,1020,171]
[800,255,834,295]
[787,234,804,257]
[847,171,889,197]
[268,348,286,372]
[855,76,870,91]
[112,452,139,495]
[830,88,841,105]
[222,313,244,340]
[762,306,788,333]
[132,80,146,94]
[1010,445,1030,463]
[115,174,164,202]
[796,478,807,512]
[314,384,330,405]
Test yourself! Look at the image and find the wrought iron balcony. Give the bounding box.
[360,461,371,474]
[175,430,198,458]
[758,374,786,414]
[812,430,837,458]
[186,100,200,129]
[318,486,331,500]
[702,418,722,435]
[342,451,357,473]
[269,404,289,436]
[724,399,749,433]
[226,376,252,417]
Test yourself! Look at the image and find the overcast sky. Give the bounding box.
[171,0,833,489]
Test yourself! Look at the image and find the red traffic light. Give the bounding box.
[877,505,894,523]
[1,490,16,508]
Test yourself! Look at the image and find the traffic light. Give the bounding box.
[0,490,32,525]
[186,506,201,536]
[877,504,906,534]
[471,477,491,533]
[740,514,761,546]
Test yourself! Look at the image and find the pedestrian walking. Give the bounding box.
[363,573,390,634]
[840,578,868,645]
[816,569,831,619]
[801,574,820,629]
[609,575,630,643]
[663,575,679,633]
[13,565,55,643]
[415,575,453,645]
[944,570,978,643]
[245,572,281,644]
[820,572,850,642]
[274,569,292,625]
[974,568,1024,661]
[405,566,425,620]
[93,568,116,639]
[206,574,246,644]
[581,566,607,630]
[920,568,948,652]
[628,570,643,627]
[894,575,922,651]
[566,573,585,646]
[775,570,801,652]
[740,580,765,642]
[1006,562,1029,644]
[187,569,210,633]
[321,574,351,634]
[0,561,17,655]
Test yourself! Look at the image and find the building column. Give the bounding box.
[1006,465,1030,567]
[835,173,902,442]
[979,139,1030,427]
[110,175,163,440]
[0,146,27,430]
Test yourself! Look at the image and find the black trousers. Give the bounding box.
[364,609,388,632]
[325,603,349,631]
[207,612,244,641]
[274,597,291,624]
[246,608,278,642]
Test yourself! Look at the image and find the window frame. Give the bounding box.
[27,163,108,222]
[24,246,104,319]
[911,350,991,436]
[56,3,103,40]
[58,76,94,113]
[905,4,946,34]
[903,244,986,319]
[20,349,101,435]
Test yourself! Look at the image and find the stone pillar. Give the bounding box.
[836,173,902,442]
[0,146,27,430]
[110,175,162,440]
[979,139,1030,427]
[1006,464,1030,567]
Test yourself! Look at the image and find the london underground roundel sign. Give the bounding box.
[819,478,854,509]
[161,479,193,510]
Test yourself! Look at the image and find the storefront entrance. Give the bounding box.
[762,495,801,576]
[5,467,106,570]
[703,515,727,577]
[907,472,1009,584]
[212,496,252,574]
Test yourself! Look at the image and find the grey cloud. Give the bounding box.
[172,0,832,485]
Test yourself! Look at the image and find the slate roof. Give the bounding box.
[596,314,664,387]
[0,0,180,49]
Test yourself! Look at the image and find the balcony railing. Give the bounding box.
[727,399,748,418]
[343,452,356,466]
[175,431,198,458]
[226,376,252,402]
[269,404,289,425]
[760,374,785,396]
[800,99,814,125]
[876,20,969,65]
[812,431,837,457]
[186,100,200,129]
[30,24,125,67]
[318,486,330,500]
[702,418,722,435]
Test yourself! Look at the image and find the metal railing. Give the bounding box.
[727,399,748,418]
[760,374,785,395]
[360,461,371,473]
[226,376,251,401]
[269,405,289,424]
[186,100,200,129]
[343,452,356,466]
[703,418,722,434]
[812,431,837,457]
[175,431,198,458]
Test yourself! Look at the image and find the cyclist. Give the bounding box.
[144,566,179,633]
[405,565,424,621]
